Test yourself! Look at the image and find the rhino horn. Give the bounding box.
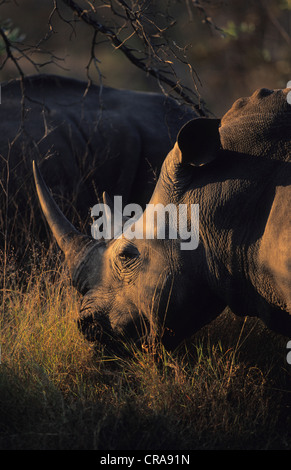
[32,160,97,286]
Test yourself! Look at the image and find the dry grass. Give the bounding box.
[0,247,291,450]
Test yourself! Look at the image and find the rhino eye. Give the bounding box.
[113,243,141,280]
[118,244,140,262]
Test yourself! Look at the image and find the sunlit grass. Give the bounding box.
[0,248,290,449]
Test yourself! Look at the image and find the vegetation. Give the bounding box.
[0,247,290,450]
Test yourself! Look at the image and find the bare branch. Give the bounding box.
[59,0,208,115]
[0,26,25,77]
[189,0,225,36]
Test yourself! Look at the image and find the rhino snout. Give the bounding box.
[78,310,114,345]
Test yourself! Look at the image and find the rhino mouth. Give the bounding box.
[78,312,114,345]
[77,303,152,355]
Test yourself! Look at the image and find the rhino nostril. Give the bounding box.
[78,315,103,342]
[78,311,113,343]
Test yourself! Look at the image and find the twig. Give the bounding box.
[60,0,208,115]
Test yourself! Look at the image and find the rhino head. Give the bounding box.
[33,87,291,350]
[33,116,227,351]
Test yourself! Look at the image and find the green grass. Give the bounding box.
[0,247,290,450]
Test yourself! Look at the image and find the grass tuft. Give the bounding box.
[0,248,290,450]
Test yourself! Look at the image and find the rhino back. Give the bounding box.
[0,74,196,246]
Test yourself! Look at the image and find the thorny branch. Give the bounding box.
[58,0,208,116]
[0,25,27,123]
[0,16,68,121]
[187,0,225,35]
[0,0,211,115]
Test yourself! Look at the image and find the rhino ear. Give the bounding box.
[177,118,221,166]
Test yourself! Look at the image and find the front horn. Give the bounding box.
[33,161,101,292]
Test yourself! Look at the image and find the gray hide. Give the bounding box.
[34,87,291,349]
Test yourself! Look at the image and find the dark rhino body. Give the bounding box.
[34,87,291,349]
[0,74,195,245]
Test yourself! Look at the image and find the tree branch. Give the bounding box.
[60,0,208,116]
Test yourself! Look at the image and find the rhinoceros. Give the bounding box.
[0,74,196,247]
[33,87,291,349]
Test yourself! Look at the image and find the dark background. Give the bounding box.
[1,0,291,117]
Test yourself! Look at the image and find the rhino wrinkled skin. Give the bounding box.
[33,87,291,349]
